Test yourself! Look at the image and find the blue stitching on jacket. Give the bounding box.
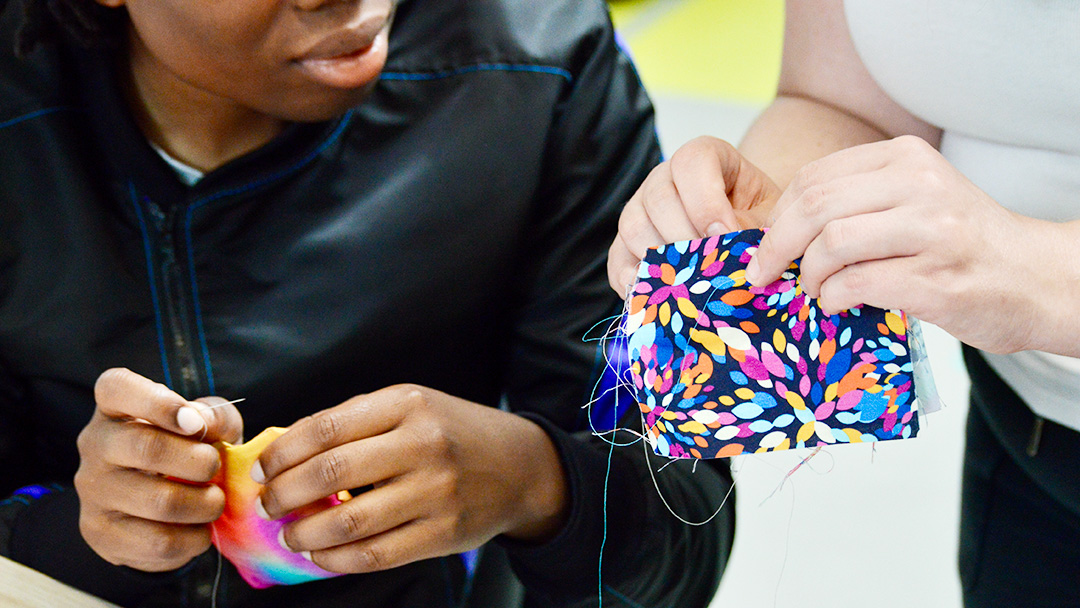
[185,110,356,394]
[0,106,79,131]
[0,496,31,508]
[190,110,355,209]
[128,182,175,389]
[380,63,573,83]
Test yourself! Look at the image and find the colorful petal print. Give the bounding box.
[624,230,922,459]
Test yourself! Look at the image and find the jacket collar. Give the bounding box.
[73,43,353,209]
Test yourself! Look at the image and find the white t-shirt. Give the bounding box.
[844,0,1080,431]
[152,144,204,187]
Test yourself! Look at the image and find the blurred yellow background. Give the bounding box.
[608,0,783,104]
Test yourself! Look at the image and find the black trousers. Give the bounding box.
[961,348,1080,607]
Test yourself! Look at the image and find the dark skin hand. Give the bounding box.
[254,385,569,573]
[75,368,244,571]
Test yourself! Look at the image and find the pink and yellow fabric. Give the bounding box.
[210,427,350,589]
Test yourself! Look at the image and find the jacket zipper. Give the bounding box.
[148,201,205,398]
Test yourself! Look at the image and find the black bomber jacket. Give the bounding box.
[0,0,733,606]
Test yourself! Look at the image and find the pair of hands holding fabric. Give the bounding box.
[75,368,567,573]
[610,134,1054,355]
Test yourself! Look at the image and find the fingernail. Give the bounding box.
[745,257,761,285]
[251,461,266,484]
[255,496,271,520]
[176,406,206,435]
[705,222,727,237]
[277,527,292,552]
[300,551,313,562]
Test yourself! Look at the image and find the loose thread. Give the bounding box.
[598,422,615,608]
[759,446,822,507]
[772,479,797,608]
[195,398,246,442]
[210,524,224,608]
[201,399,243,606]
[642,428,738,527]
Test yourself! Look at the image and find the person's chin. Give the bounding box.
[278,76,382,123]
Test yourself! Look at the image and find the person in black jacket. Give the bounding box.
[0,0,734,606]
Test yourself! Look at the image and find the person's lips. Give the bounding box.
[295,13,390,89]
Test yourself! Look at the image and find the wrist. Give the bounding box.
[1013,216,1080,355]
[502,417,569,543]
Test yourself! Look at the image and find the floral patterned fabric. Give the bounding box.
[624,230,920,459]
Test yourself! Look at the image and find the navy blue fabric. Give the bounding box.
[961,348,1080,607]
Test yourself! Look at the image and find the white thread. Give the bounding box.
[195,398,246,442]
[210,525,224,608]
[640,412,738,526]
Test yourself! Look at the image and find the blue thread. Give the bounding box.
[128,183,174,389]
[599,412,616,605]
[0,107,79,131]
[184,111,356,393]
[381,63,572,83]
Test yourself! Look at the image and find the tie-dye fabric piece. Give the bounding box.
[624,230,920,460]
[211,427,349,589]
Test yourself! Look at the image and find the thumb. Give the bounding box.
[180,396,245,444]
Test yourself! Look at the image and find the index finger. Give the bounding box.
[667,136,742,236]
[254,389,411,483]
[93,368,203,437]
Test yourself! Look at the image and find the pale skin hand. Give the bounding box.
[607,136,781,295]
[75,368,243,572]
[253,385,569,574]
[745,135,1062,355]
[609,0,1080,356]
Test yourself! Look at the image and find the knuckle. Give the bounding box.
[790,161,819,194]
[894,134,928,154]
[148,484,183,519]
[670,141,707,173]
[433,469,460,502]
[145,529,193,563]
[798,184,829,218]
[317,450,347,489]
[641,178,672,214]
[312,411,342,448]
[131,428,169,467]
[820,221,848,256]
[193,447,221,482]
[840,266,870,296]
[205,486,226,520]
[75,425,95,457]
[73,466,95,498]
[354,546,388,572]
[911,163,943,188]
[400,385,429,409]
[937,209,962,233]
[617,209,650,252]
[78,509,106,543]
[424,423,452,457]
[337,505,369,539]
